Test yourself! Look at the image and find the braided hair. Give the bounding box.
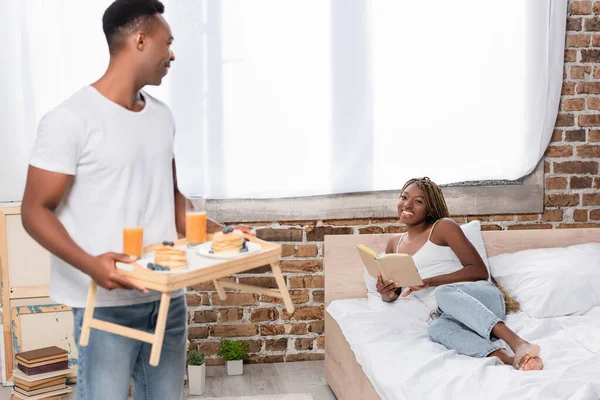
[401,177,450,223]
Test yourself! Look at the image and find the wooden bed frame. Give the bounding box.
[324,228,600,400]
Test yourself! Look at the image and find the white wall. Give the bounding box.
[0,1,28,202]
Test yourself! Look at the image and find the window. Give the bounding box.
[149,0,565,201]
[1,1,566,214]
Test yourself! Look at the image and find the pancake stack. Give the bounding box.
[154,246,187,270]
[212,228,245,253]
[144,241,187,270]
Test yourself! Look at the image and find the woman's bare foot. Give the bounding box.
[513,343,542,371]
[488,349,514,365]
[522,356,543,371]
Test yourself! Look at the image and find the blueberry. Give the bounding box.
[162,241,170,245]
[168,241,175,246]
[147,263,156,271]
[209,250,214,254]
[240,247,248,253]
[222,226,234,234]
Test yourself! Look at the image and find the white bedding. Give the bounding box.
[327,298,600,400]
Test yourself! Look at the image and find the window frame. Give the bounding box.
[207,161,544,223]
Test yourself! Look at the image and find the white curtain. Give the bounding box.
[1,0,567,202]
[368,0,568,189]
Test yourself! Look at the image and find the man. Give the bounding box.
[21,1,250,398]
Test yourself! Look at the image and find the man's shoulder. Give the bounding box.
[143,90,172,112]
[44,86,96,122]
[143,91,175,119]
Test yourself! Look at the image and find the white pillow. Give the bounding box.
[364,220,491,295]
[489,243,600,318]
[364,267,379,295]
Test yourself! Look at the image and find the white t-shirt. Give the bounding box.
[30,86,183,308]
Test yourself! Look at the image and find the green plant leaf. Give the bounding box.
[218,340,248,361]
[188,350,206,366]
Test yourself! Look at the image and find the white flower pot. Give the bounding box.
[188,364,206,395]
[226,359,243,376]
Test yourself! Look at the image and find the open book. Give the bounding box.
[357,244,423,286]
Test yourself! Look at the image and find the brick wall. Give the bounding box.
[187,0,600,365]
[548,0,600,226]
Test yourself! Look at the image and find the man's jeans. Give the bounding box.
[72,295,187,399]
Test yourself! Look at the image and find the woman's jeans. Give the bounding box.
[428,280,506,358]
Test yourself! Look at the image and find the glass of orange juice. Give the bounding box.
[123,209,144,258]
[186,196,207,247]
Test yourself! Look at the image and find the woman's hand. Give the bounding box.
[401,278,432,298]
[376,273,401,302]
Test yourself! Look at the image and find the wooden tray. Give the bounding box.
[79,235,293,366]
[115,235,281,292]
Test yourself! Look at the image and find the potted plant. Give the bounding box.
[218,340,248,376]
[187,350,206,395]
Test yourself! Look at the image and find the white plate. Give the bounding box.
[194,240,261,259]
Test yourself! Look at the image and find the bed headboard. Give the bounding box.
[324,228,600,306]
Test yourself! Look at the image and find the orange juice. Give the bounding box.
[123,227,144,258]
[186,211,207,244]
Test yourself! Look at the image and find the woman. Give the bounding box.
[377,177,543,371]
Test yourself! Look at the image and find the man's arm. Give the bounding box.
[172,159,224,235]
[21,166,146,291]
[172,159,187,235]
[207,218,225,233]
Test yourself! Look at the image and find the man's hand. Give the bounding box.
[234,224,255,236]
[89,252,149,292]
[376,273,401,302]
[401,278,431,298]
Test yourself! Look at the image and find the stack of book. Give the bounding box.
[11,346,72,399]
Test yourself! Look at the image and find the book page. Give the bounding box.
[357,246,387,280]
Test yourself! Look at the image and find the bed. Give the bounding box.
[324,229,600,400]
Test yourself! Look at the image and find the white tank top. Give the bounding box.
[396,220,463,310]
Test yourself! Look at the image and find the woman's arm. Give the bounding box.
[426,218,489,286]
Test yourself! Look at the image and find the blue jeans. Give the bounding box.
[72,294,187,400]
[427,281,506,358]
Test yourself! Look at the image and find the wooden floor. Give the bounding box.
[185,361,337,400]
[0,361,336,400]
